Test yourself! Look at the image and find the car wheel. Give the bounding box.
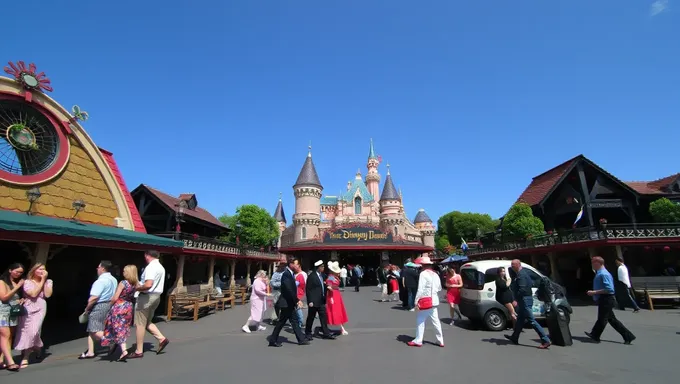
[484,309,507,331]
[557,306,571,324]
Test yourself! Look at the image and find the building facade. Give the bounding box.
[278,141,434,271]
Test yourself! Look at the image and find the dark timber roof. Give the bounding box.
[413,209,432,223]
[274,199,287,223]
[294,152,322,189]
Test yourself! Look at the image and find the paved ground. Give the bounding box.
[3,288,679,383]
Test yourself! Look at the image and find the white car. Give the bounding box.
[459,260,572,331]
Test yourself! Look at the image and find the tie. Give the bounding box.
[319,273,324,296]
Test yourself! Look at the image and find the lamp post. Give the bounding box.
[25,187,41,215]
[175,200,187,240]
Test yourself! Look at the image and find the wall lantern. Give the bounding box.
[72,199,86,220]
[25,187,41,215]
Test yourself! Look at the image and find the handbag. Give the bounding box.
[9,304,27,319]
[416,271,435,310]
[78,311,89,324]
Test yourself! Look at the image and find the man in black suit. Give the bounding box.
[305,260,336,340]
[268,257,309,347]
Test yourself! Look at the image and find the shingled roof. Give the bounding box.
[625,173,680,195]
[136,185,227,229]
[294,151,322,189]
[380,168,400,201]
[273,198,287,223]
[413,209,432,223]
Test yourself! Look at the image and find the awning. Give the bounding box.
[0,209,183,251]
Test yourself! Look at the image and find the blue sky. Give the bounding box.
[3,1,678,224]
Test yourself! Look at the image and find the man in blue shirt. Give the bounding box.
[269,263,285,323]
[504,259,551,349]
[585,256,636,344]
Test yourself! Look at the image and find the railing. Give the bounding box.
[154,232,280,260]
[466,223,680,256]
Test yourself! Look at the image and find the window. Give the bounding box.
[301,227,307,240]
[461,269,484,290]
[394,226,398,236]
[484,268,500,284]
[354,197,361,214]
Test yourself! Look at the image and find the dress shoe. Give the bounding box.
[298,340,310,346]
[322,334,336,340]
[503,335,518,345]
[305,334,314,341]
[624,335,636,345]
[584,332,601,343]
[268,342,283,348]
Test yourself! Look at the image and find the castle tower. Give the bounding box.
[414,209,436,250]
[366,138,381,201]
[293,146,322,242]
[380,164,403,223]
[273,192,287,247]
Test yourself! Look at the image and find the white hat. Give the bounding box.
[314,260,323,267]
[415,256,434,265]
[328,261,341,274]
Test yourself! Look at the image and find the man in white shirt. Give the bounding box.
[616,256,640,312]
[339,266,347,291]
[129,250,170,358]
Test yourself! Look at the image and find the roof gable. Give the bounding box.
[133,185,227,229]
[342,178,374,203]
[98,148,146,233]
[626,173,680,195]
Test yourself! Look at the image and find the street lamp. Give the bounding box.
[175,200,187,239]
[25,187,41,215]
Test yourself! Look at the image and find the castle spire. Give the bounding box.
[368,138,377,160]
[294,144,322,189]
[380,164,400,202]
[273,192,286,223]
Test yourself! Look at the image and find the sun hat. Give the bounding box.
[414,255,434,265]
[328,261,341,274]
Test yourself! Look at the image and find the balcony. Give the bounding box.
[467,223,680,257]
[155,232,280,260]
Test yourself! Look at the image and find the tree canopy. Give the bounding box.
[218,204,279,248]
[649,198,680,223]
[501,203,545,239]
[436,211,497,246]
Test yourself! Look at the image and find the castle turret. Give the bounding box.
[414,208,436,250]
[293,146,322,242]
[366,139,381,201]
[273,192,287,247]
[380,164,403,220]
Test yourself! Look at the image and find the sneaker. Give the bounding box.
[257,325,267,331]
[633,309,640,313]
[409,308,415,312]
[242,325,251,333]
[439,343,445,348]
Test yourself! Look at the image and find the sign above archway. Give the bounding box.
[323,225,393,244]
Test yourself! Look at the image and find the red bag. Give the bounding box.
[417,297,433,310]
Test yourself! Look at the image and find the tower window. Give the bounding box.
[394,226,398,237]
[301,227,307,240]
[354,197,362,214]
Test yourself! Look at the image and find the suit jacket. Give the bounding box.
[306,271,327,307]
[277,269,299,308]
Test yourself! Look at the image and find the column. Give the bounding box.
[172,255,186,293]
[246,260,252,287]
[547,252,561,284]
[34,243,50,265]
[230,259,236,289]
[207,256,215,287]
[615,245,623,259]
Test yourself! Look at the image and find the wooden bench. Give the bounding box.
[209,288,235,311]
[226,285,250,305]
[166,285,219,321]
[631,278,680,311]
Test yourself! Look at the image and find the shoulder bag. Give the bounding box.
[416,271,435,310]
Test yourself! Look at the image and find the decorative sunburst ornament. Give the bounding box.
[6,123,39,151]
[71,105,89,122]
[3,61,53,93]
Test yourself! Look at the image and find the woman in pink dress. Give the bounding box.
[242,270,270,333]
[445,266,463,324]
[326,261,349,335]
[14,263,53,368]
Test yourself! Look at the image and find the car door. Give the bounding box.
[523,268,546,317]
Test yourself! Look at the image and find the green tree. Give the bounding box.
[218,205,279,248]
[436,211,497,245]
[649,198,680,223]
[435,234,450,252]
[502,203,545,239]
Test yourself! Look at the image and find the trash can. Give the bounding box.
[546,303,573,346]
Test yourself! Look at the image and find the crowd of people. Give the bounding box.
[0,250,171,372]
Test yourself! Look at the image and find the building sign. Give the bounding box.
[588,199,623,208]
[323,226,394,244]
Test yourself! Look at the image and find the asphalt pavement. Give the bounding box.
[3,287,678,384]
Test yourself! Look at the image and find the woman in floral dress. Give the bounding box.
[101,265,138,361]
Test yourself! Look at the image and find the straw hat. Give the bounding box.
[314,260,323,267]
[327,261,341,274]
[414,255,434,265]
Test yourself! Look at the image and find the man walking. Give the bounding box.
[269,263,285,323]
[339,265,347,291]
[305,260,336,340]
[79,260,117,359]
[585,256,636,344]
[402,263,419,311]
[615,256,640,312]
[268,257,309,347]
[504,259,551,349]
[129,250,170,358]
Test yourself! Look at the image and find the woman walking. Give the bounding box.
[14,263,53,368]
[445,267,463,325]
[408,256,444,348]
[0,263,25,371]
[100,265,138,361]
[326,262,349,335]
[495,267,517,327]
[242,270,269,333]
